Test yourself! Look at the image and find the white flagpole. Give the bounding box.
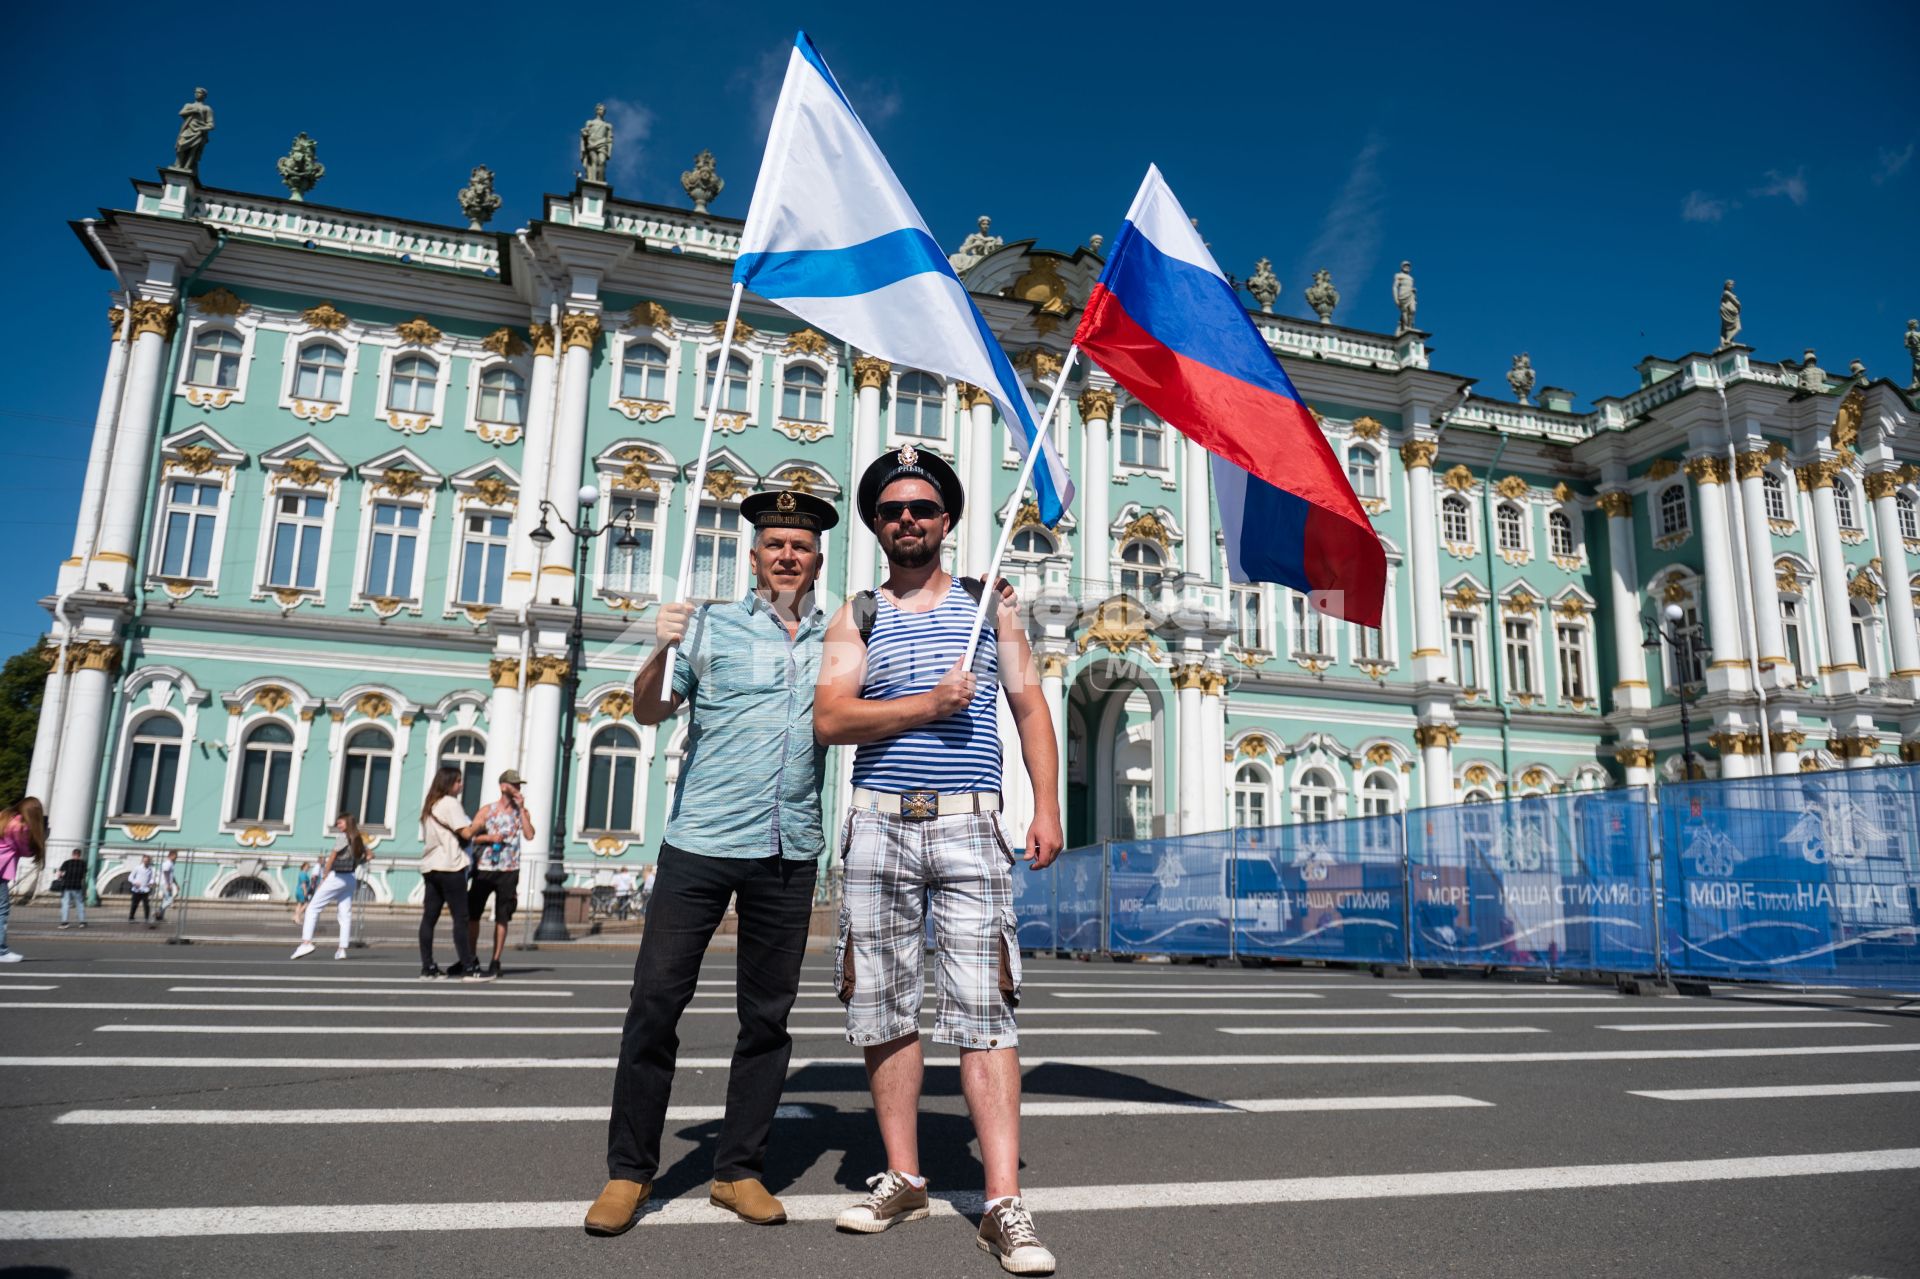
[660,280,746,708]
[959,344,1080,673]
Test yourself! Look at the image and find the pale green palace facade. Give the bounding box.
[27,159,1920,906]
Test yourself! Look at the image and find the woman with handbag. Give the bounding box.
[419,766,484,980]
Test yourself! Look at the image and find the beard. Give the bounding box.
[881,526,939,569]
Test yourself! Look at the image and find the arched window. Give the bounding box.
[1011,527,1057,557]
[339,726,395,830]
[1900,493,1919,542]
[119,714,183,820]
[1496,502,1525,553]
[438,731,487,803]
[1295,768,1336,825]
[1835,480,1860,531]
[1232,763,1269,829]
[1548,510,1574,558]
[477,366,526,425]
[1117,539,1166,599]
[234,721,294,825]
[1347,446,1380,499]
[780,364,826,422]
[1360,771,1398,818]
[895,371,944,437]
[1764,471,1789,523]
[585,725,643,834]
[704,351,751,414]
[188,329,243,389]
[220,876,274,900]
[1441,495,1472,545]
[1118,404,1166,470]
[387,355,437,414]
[1658,484,1689,538]
[620,343,670,402]
[294,342,347,402]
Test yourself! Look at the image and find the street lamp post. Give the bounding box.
[527,484,637,943]
[1642,602,1711,781]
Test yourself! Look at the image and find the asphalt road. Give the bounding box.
[0,936,1916,1278]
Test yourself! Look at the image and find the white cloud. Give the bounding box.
[1750,166,1808,206]
[601,98,655,188]
[1290,133,1386,319]
[1681,190,1727,223]
[1874,141,1914,186]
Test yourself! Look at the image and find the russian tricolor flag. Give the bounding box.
[1075,166,1387,627]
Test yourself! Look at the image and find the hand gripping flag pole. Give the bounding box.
[958,345,1079,674]
[657,280,744,710]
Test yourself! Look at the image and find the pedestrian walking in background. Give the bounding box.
[294,815,367,960]
[55,845,87,929]
[153,850,179,923]
[293,862,314,925]
[419,766,484,980]
[0,798,48,962]
[639,863,657,915]
[126,855,156,926]
[611,868,635,919]
[465,769,535,981]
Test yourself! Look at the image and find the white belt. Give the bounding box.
[851,787,1001,820]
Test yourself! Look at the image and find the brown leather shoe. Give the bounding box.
[584,1178,651,1236]
[709,1177,787,1224]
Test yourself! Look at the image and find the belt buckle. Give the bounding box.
[900,789,939,821]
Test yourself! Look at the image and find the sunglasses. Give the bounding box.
[877,499,946,523]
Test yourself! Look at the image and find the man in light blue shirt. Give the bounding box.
[587,488,836,1237]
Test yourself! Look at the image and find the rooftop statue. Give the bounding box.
[681,149,723,214]
[1246,258,1280,314]
[458,165,502,230]
[277,133,324,201]
[173,88,214,174]
[1304,268,1339,325]
[1905,319,1919,391]
[948,216,1004,273]
[1717,279,1742,350]
[1508,352,1536,405]
[1393,261,1417,333]
[580,104,613,184]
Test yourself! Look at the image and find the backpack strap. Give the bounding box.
[855,577,991,646]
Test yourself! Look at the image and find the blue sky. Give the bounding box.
[3,1,1916,651]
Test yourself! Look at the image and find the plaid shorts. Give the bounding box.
[834,807,1023,1050]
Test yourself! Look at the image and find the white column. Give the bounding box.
[1079,389,1114,596]
[1802,460,1864,694]
[65,307,134,585]
[1734,451,1790,689]
[1600,491,1650,709]
[964,386,995,578]
[1039,652,1068,817]
[1174,657,1205,833]
[542,311,599,593]
[25,650,68,803]
[997,698,1031,844]
[518,657,566,898]
[1182,437,1211,579]
[46,643,116,860]
[1868,469,1920,683]
[1417,723,1456,807]
[1615,741,1656,789]
[1401,441,1447,682]
[481,657,525,802]
[1201,672,1227,830]
[93,299,177,594]
[1685,456,1748,692]
[1769,720,1803,777]
[848,356,889,598]
[506,321,559,606]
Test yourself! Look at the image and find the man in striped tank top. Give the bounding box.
[817,445,1063,1275]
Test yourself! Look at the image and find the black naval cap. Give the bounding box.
[739,488,839,533]
[856,442,965,530]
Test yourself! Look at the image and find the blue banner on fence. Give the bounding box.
[1660,770,1920,989]
[1234,814,1406,965]
[1053,844,1105,953]
[1407,789,1655,973]
[1107,834,1237,956]
[1008,851,1056,952]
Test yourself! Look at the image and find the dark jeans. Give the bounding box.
[607,843,816,1183]
[419,870,477,969]
[128,890,150,921]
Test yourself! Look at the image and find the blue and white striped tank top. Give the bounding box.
[851,580,1001,794]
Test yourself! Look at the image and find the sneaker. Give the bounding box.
[485,959,502,981]
[977,1198,1055,1275]
[291,942,316,959]
[78,922,87,930]
[334,948,348,960]
[461,962,490,983]
[59,923,70,930]
[420,964,445,981]
[0,951,22,964]
[835,1170,930,1234]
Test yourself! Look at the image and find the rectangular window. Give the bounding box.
[691,504,741,602]
[1450,613,1480,690]
[266,492,326,591]
[1232,587,1264,650]
[1504,619,1535,695]
[365,502,422,599]
[1119,424,1163,469]
[1118,780,1153,839]
[604,496,659,596]
[1557,622,1589,701]
[1356,621,1386,663]
[1289,593,1328,657]
[457,511,511,606]
[236,748,291,825]
[158,479,221,581]
[1782,599,1806,680]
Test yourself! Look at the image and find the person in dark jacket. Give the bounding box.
[55,849,87,929]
